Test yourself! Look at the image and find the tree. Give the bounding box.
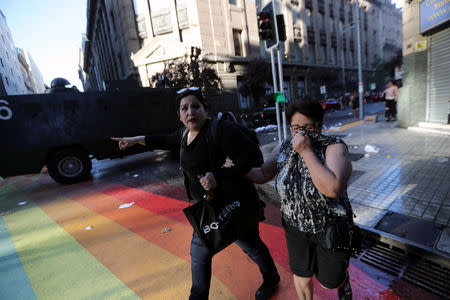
[150,47,222,99]
[238,58,272,109]
[367,56,386,91]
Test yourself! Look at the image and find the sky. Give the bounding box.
[1,0,87,90]
[1,0,403,92]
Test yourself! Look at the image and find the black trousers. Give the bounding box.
[189,224,277,300]
[385,100,397,119]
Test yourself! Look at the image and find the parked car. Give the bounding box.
[260,107,278,125]
[320,98,341,111]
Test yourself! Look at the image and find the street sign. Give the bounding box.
[320,85,326,94]
[370,83,376,90]
[274,92,285,103]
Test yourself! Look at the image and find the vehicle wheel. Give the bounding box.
[47,148,92,184]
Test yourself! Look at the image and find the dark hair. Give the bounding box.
[286,99,325,125]
[175,89,208,110]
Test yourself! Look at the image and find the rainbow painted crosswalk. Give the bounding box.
[0,174,400,299]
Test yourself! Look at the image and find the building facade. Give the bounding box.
[17,48,45,94]
[256,0,402,100]
[81,0,141,91]
[399,0,450,127]
[81,0,402,110]
[0,10,28,96]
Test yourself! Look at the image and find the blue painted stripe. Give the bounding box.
[0,216,36,300]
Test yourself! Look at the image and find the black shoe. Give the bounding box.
[255,271,280,300]
[338,271,352,300]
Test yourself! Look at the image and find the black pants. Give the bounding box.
[189,224,277,300]
[385,100,396,120]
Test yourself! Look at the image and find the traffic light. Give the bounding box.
[276,15,286,41]
[258,2,278,49]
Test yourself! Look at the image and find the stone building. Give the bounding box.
[399,0,449,127]
[81,0,141,91]
[80,0,402,110]
[17,48,45,94]
[0,9,28,95]
[256,0,402,100]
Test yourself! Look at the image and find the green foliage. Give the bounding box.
[150,47,222,98]
[368,56,386,90]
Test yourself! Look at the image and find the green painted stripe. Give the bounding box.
[0,216,37,300]
[1,187,139,300]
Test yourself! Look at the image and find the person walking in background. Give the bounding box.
[245,100,354,300]
[349,90,359,118]
[381,80,399,122]
[111,88,279,300]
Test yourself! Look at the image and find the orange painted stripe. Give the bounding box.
[35,194,233,299]
[91,186,298,299]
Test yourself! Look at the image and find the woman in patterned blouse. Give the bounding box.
[246,100,354,300]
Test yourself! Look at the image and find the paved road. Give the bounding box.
[0,143,440,299]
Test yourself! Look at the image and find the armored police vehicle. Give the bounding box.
[1,78,180,184]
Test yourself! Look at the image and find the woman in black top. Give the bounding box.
[111,88,279,300]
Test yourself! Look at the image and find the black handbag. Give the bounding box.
[321,215,363,253]
[183,192,260,255]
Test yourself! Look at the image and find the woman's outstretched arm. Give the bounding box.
[245,143,281,184]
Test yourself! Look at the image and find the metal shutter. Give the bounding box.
[428,27,450,123]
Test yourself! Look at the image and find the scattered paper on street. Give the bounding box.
[364,145,380,153]
[119,202,135,209]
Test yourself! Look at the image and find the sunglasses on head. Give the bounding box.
[176,87,199,94]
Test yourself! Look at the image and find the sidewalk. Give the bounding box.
[258,118,450,258]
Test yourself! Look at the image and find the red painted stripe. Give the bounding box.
[101,183,401,299]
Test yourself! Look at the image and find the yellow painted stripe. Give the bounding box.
[38,193,234,300]
[328,115,377,131]
[1,186,138,300]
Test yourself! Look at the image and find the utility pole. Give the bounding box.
[339,23,346,101]
[355,0,364,119]
[270,48,282,141]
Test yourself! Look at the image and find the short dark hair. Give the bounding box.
[286,100,325,125]
[175,89,208,110]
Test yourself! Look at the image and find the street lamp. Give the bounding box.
[354,0,364,120]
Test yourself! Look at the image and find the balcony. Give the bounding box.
[293,24,302,41]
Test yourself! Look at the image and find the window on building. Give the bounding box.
[229,0,238,5]
[330,17,335,32]
[297,78,305,97]
[5,76,9,86]
[294,43,303,62]
[349,50,354,66]
[305,9,312,27]
[331,47,336,64]
[318,13,325,30]
[0,57,3,67]
[1,35,4,42]
[308,43,316,63]
[320,45,326,63]
[233,29,243,56]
